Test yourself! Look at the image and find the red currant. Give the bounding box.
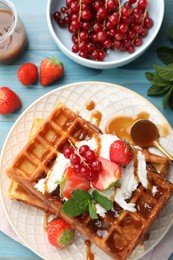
[79,165,91,177]
[79,145,90,156]
[91,160,102,173]
[74,163,82,174]
[137,0,148,11]
[72,44,79,53]
[70,153,81,165]
[107,0,118,11]
[87,172,98,181]
[144,17,154,28]
[54,0,154,61]
[84,150,96,163]
[63,147,74,159]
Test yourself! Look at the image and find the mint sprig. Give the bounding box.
[157,47,173,65]
[93,190,113,211]
[62,189,113,219]
[145,64,173,110]
[88,200,98,219]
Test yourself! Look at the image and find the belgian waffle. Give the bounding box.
[6,102,173,260]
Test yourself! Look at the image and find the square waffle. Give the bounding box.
[6,102,173,260]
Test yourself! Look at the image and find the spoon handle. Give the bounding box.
[153,140,173,163]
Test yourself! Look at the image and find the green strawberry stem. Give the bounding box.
[48,57,63,67]
[59,229,74,247]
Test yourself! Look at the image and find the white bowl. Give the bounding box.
[47,0,164,69]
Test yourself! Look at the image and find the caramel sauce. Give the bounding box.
[85,240,94,260]
[85,100,95,111]
[134,150,140,183]
[105,112,150,144]
[94,135,102,156]
[90,110,102,127]
[158,122,171,137]
[44,213,51,232]
[105,111,171,144]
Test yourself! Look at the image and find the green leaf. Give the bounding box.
[157,47,173,65]
[148,84,171,96]
[62,198,88,217]
[162,85,173,108]
[168,25,173,42]
[154,63,173,81]
[92,190,113,211]
[88,200,98,219]
[71,189,92,202]
[152,73,170,87]
[145,72,154,81]
[169,90,173,110]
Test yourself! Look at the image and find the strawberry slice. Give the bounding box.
[92,156,121,191]
[110,140,134,167]
[62,166,90,198]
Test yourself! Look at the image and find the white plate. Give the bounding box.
[1,82,173,260]
[47,0,164,69]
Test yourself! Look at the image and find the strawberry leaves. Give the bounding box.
[145,64,173,109]
[62,189,113,219]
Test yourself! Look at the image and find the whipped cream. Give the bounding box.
[114,189,136,212]
[152,186,158,196]
[95,203,107,218]
[76,134,119,160]
[34,134,148,213]
[120,160,138,200]
[34,153,70,194]
[137,151,148,189]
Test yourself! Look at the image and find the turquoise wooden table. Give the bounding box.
[1,0,173,259]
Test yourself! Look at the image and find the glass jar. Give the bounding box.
[0,0,27,65]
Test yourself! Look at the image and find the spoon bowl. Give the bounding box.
[131,119,173,163]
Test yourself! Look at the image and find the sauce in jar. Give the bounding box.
[0,0,27,65]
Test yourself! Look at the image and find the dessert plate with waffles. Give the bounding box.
[1,81,173,260]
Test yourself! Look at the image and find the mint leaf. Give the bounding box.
[88,200,98,219]
[145,72,154,81]
[154,63,173,81]
[62,198,88,217]
[168,25,173,42]
[71,189,92,202]
[157,47,173,65]
[162,85,173,109]
[152,73,170,87]
[92,190,113,211]
[148,84,171,96]
[169,91,173,110]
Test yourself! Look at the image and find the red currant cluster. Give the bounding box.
[63,145,102,181]
[53,0,153,61]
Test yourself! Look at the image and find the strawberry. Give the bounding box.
[92,156,121,191]
[0,87,22,114]
[17,63,38,86]
[110,140,134,167]
[62,166,90,198]
[40,57,64,86]
[47,218,74,248]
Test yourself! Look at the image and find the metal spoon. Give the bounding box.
[130,119,173,163]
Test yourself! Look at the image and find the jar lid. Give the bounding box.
[0,0,17,42]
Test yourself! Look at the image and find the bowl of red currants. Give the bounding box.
[47,0,164,69]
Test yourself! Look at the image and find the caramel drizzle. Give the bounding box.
[85,100,95,111]
[90,110,102,128]
[44,213,51,232]
[134,150,140,184]
[85,240,94,260]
